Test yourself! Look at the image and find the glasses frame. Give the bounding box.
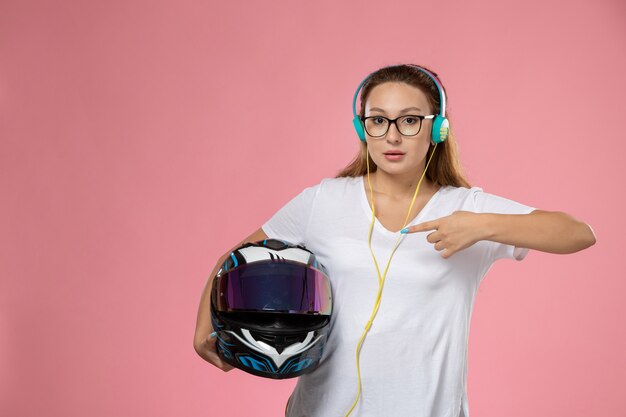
[360,114,436,138]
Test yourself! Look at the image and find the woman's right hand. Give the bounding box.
[194,332,235,372]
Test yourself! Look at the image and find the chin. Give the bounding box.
[376,166,410,176]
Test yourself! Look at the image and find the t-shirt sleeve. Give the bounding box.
[471,188,536,262]
[261,182,321,246]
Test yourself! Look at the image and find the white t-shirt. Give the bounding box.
[261,176,536,417]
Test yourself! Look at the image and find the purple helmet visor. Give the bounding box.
[213,261,331,315]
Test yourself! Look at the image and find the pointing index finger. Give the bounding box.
[401,221,437,234]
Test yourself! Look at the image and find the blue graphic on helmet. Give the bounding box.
[238,354,278,373]
[280,357,314,374]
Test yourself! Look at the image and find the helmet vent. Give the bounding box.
[249,331,308,354]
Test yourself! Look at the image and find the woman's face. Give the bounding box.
[364,82,434,177]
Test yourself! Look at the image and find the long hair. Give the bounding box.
[335,64,471,188]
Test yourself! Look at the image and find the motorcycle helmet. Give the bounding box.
[210,238,333,379]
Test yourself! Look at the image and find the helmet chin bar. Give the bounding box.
[227,329,321,368]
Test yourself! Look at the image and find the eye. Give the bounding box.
[402,116,418,125]
[372,117,386,125]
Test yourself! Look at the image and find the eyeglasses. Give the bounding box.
[360,114,436,137]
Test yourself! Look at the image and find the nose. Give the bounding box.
[385,121,402,143]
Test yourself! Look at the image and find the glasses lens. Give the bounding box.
[364,117,388,137]
[397,116,422,136]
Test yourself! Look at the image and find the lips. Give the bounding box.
[384,150,406,155]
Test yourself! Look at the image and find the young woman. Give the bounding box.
[194,64,596,417]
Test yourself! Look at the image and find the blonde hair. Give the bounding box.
[335,64,471,189]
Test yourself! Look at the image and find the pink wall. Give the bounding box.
[1,0,623,416]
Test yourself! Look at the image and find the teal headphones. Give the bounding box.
[351,65,450,144]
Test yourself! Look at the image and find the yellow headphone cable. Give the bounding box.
[343,142,438,417]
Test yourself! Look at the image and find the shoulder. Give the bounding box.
[290,176,361,203]
[436,184,485,206]
[314,175,362,194]
[440,185,535,214]
[426,184,516,216]
[296,176,363,211]
[437,184,519,204]
[322,175,362,186]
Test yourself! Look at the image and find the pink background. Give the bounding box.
[1,0,623,416]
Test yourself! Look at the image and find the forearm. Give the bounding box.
[480,209,597,254]
[193,227,269,352]
[193,252,229,351]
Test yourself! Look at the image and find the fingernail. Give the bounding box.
[400,228,409,234]
[210,331,217,339]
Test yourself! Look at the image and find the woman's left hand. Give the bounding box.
[401,211,486,259]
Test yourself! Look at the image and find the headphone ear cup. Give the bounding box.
[353,116,366,142]
[431,116,449,144]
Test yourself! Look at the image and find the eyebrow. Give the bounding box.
[369,107,422,114]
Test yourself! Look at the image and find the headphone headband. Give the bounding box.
[351,65,450,144]
[406,65,446,118]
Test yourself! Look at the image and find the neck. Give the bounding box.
[368,167,433,199]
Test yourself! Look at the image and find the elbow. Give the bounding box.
[556,211,596,252]
[193,335,202,356]
[583,222,597,248]
[571,221,596,252]
[548,212,596,253]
